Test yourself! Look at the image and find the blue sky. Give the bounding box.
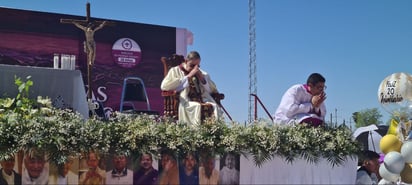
[2,0,412,127]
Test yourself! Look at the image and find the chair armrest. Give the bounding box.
[161,90,177,97]
[211,92,224,100]
[211,92,224,105]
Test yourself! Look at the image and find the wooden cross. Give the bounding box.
[60,2,114,100]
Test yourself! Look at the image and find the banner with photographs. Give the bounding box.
[1,149,240,185]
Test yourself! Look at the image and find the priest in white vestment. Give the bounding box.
[161,51,222,125]
[273,73,327,126]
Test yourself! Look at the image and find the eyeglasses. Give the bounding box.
[315,85,327,90]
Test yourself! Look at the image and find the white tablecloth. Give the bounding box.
[240,154,358,184]
[0,64,88,118]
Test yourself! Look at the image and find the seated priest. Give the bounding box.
[161,51,222,125]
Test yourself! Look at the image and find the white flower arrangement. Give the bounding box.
[0,77,361,166]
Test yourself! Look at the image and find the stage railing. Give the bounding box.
[250,93,273,121]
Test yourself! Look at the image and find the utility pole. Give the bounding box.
[335,108,338,126]
[330,113,332,127]
[248,0,257,123]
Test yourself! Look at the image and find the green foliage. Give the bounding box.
[0,76,35,157]
[0,77,362,166]
[0,76,35,116]
[352,108,383,128]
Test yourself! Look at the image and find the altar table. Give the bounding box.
[0,64,88,118]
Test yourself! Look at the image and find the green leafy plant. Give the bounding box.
[0,76,362,166]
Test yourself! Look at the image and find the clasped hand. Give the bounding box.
[311,92,326,108]
[187,65,206,84]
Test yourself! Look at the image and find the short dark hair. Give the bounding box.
[306,73,325,85]
[358,150,380,165]
[141,153,153,161]
[161,149,176,161]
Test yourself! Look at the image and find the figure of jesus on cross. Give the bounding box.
[60,2,114,116]
[60,3,114,96]
[61,2,111,67]
[72,21,107,66]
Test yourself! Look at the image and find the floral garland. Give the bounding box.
[0,77,361,166]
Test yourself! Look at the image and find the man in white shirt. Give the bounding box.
[106,153,133,185]
[273,73,327,126]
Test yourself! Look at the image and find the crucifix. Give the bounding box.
[60,2,114,115]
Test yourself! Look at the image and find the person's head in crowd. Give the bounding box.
[112,153,127,172]
[182,152,197,174]
[224,153,236,169]
[86,150,100,170]
[58,157,74,177]
[140,153,154,171]
[161,150,177,171]
[24,148,46,178]
[0,155,16,175]
[358,150,380,174]
[307,73,326,96]
[202,155,215,178]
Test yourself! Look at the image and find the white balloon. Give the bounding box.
[401,141,412,163]
[384,151,406,174]
[379,164,400,182]
[378,72,412,118]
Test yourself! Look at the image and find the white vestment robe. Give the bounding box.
[161,64,222,125]
[273,84,326,125]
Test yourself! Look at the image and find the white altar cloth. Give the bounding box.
[240,154,358,184]
[0,64,88,118]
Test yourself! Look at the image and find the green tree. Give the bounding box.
[352,108,383,128]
